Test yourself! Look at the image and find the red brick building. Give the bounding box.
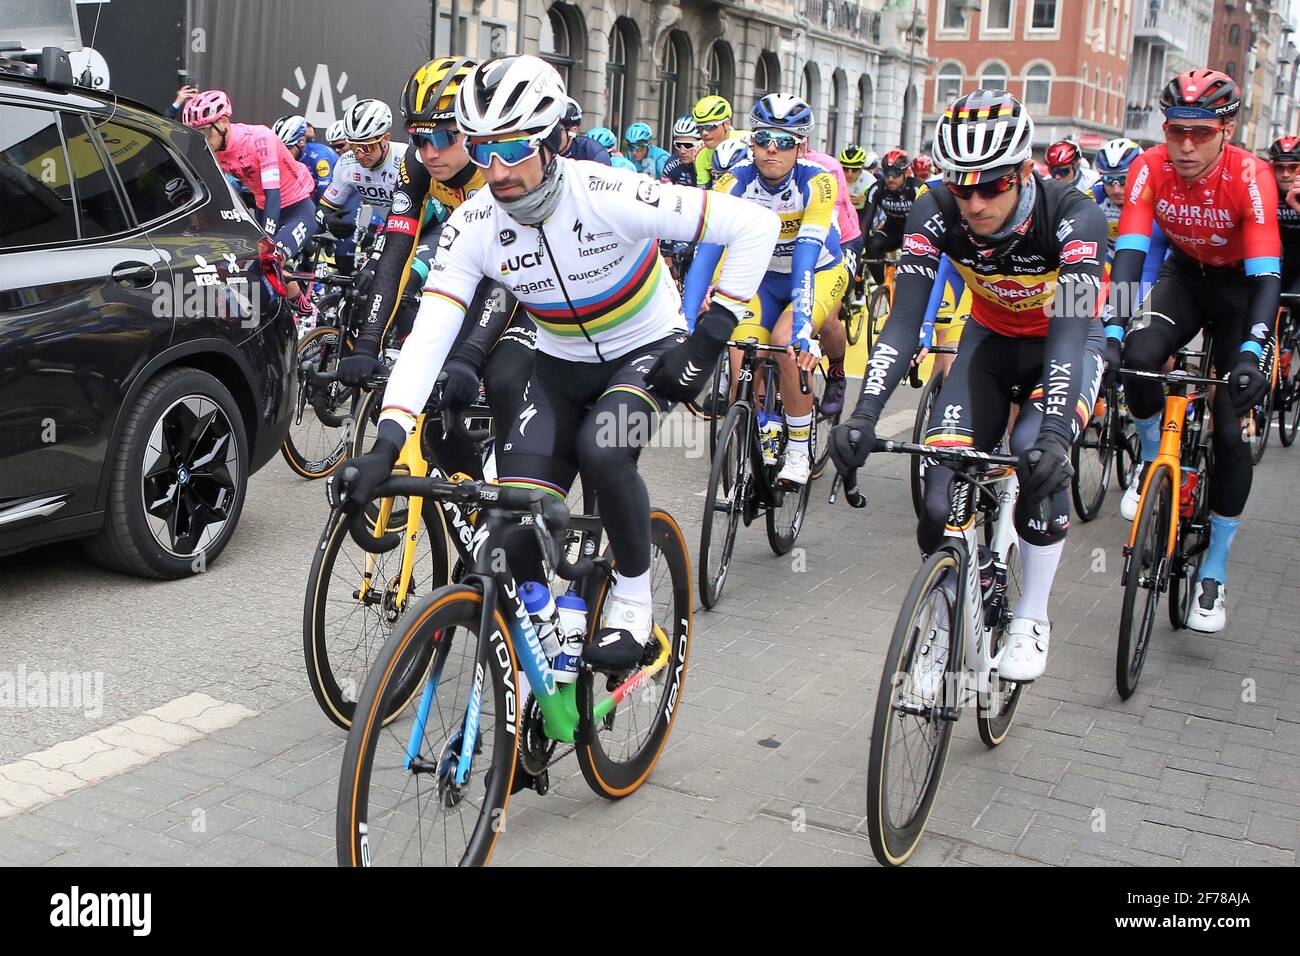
[923,0,1134,156]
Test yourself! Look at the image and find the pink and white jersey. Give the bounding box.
[806,149,861,244]
[216,123,315,209]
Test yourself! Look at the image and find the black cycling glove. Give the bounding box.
[644,302,734,404]
[829,416,876,474]
[1019,431,1074,505]
[338,420,406,514]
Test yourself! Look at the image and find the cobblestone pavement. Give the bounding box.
[2,379,1298,866]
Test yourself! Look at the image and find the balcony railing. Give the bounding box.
[799,0,883,43]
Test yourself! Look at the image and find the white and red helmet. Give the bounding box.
[182,90,232,128]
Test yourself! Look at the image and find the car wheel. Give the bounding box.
[84,368,249,579]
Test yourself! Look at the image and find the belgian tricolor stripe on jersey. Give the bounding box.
[526,240,664,337]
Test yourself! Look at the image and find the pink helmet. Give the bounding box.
[182,90,232,128]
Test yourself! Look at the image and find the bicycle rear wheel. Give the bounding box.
[1249,390,1273,464]
[1071,389,1116,521]
[1169,446,1212,630]
[336,586,517,867]
[844,294,866,347]
[699,403,749,609]
[1116,465,1173,700]
[282,324,357,478]
[910,371,944,519]
[1114,387,1139,489]
[577,510,692,799]
[867,547,962,866]
[305,502,451,728]
[766,461,811,555]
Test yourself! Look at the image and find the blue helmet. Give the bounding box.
[625,122,653,146]
[587,126,618,151]
[1094,138,1142,175]
[749,93,813,136]
[712,138,751,173]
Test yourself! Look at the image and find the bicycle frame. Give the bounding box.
[944,466,1020,703]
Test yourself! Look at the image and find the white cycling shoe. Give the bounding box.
[997,617,1050,682]
[777,447,811,487]
[1187,578,1227,633]
[1120,464,1144,521]
[583,595,652,674]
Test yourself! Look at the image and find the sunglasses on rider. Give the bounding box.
[696,122,725,134]
[1049,164,1076,179]
[673,139,700,150]
[945,172,1019,201]
[466,135,543,168]
[752,129,802,151]
[1274,161,1300,174]
[1162,122,1225,145]
[352,137,387,154]
[1101,173,1127,186]
[411,129,459,150]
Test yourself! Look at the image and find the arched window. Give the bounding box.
[1226,61,1238,80]
[801,63,821,144]
[1093,68,1101,120]
[901,84,918,152]
[934,61,963,110]
[658,32,692,144]
[707,42,735,103]
[540,4,578,90]
[856,74,873,147]
[829,70,847,153]
[1229,24,1241,46]
[755,50,780,100]
[1024,62,1052,108]
[978,61,1009,91]
[606,19,639,140]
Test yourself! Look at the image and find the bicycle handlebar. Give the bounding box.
[1118,367,1227,388]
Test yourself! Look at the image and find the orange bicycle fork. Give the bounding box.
[1123,392,1192,564]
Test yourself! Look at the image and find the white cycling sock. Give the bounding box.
[787,413,812,454]
[612,568,652,606]
[1013,538,1064,623]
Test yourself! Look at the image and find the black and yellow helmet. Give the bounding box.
[692,95,733,125]
[839,145,867,169]
[402,56,476,132]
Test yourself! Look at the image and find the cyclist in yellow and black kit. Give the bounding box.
[337,56,534,479]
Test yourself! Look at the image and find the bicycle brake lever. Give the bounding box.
[530,502,555,582]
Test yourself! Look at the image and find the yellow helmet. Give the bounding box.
[692,95,733,125]
[403,57,476,132]
[839,145,867,169]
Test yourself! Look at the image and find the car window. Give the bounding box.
[0,103,80,248]
[63,116,132,237]
[90,121,196,225]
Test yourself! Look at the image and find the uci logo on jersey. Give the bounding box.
[500,250,545,274]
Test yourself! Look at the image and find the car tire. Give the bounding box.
[83,368,249,579]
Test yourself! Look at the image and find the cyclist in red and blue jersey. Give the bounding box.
[1108,69,1280,633]
[1268,136,1300,293]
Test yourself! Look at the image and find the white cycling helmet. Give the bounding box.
[326,120,348,145]
[864,150,880,169]
[673,115,700,140]
[456,54,567,142]
[712,138,751,172]
[273,114,309,147]
[344,99,393,140]
[932,89,1035,182]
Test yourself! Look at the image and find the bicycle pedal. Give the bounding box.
[532,769,549,796]
[937,706,962,722]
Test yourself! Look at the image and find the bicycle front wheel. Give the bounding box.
[577,510,693,799]
[337,585,518,867]
[1279,336,1300,446]
[910,371,943,520]
[866,285,892,355]
[1117,465,1173,700]
[977,540,1026,746]
[699,403,749,609]
[304,502,451,728]
[867,547,962,866]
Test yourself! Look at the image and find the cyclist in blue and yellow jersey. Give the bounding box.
[692,95,748,187]
[587,127,639,172]
[683,93,850,488]
[625,122,670,178]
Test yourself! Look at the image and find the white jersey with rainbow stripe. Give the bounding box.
[378,157,779,431]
